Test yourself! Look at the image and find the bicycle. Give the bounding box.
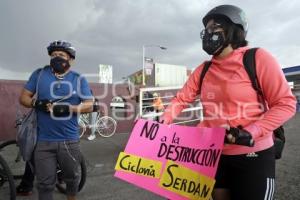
[0,140,86,194]
[78,112,117,138]
[55,154,87,194]
[0,153,16,200]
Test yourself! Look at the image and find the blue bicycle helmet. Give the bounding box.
[47,40,76,59]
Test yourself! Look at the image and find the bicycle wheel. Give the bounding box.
[78,114,89,138]
[0,154,16,200]
[78,117,87,138]
[55,154,87,194]
[96,116,117,138]
[0,140,25,179]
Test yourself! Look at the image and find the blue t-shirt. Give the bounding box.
[25,66,93,141]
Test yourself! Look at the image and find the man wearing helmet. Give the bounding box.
[162,5,296,200]
[19,40,93,200]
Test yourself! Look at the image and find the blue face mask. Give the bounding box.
[50,56,70,74]
[201,30,225,55]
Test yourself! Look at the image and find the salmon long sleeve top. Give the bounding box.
[162,47,296,155]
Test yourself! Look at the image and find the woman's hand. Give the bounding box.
[225,126,255,147]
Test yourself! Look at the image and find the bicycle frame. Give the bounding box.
[78,112,117,138]
[0,153,16,200]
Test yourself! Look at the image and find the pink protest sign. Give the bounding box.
[114,119,225,200]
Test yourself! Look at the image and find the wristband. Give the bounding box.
[31,98,36,108]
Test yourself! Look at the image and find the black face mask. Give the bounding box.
[50,57,70,74]
[202,30,225,55]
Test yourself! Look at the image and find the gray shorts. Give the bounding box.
[34,140,81,200]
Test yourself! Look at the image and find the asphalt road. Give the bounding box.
[5,113,300,200]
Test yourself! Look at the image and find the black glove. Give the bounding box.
[93,104,100,112]
[52,104,70,117]
[225,126,255,147]
[32,99,50,112]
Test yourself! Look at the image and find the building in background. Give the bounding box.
[283,65,300,112]
[127,63,188,87]
[99,64,113,84]
[154,63,187,87]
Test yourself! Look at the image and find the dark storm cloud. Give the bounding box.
[0,0,93,78]
[0,0,299,81]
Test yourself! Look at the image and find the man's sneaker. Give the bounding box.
[16,185,33,196]
[87,134,96,141]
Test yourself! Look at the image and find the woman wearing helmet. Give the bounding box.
[162,5,296,200]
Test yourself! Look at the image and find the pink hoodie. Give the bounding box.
[162,47,296,155]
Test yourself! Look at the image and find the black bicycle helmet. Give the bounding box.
[47,40,76,59]
[203,5,248,33]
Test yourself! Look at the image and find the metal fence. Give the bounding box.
[139,86,203,124]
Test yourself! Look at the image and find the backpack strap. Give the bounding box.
[243,48,268,111]
[242,48,263,95]
[199,61,212,94]
[35,67,45,98]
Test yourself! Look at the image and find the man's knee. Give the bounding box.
[37,182,55,192]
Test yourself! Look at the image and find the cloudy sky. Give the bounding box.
[0,0,299,82]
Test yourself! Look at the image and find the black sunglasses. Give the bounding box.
[200,23,223,39]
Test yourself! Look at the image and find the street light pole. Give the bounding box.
[142,45,145,86]
[142,44,167,86]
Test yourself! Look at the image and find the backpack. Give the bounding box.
[16,109,38,161]
[199,48,285,160]
[16,68,43,161]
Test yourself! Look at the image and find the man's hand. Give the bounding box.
[225,126,255,147]
[158,116,171,125]
[32,99,51,112]
[156,118,165,123]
